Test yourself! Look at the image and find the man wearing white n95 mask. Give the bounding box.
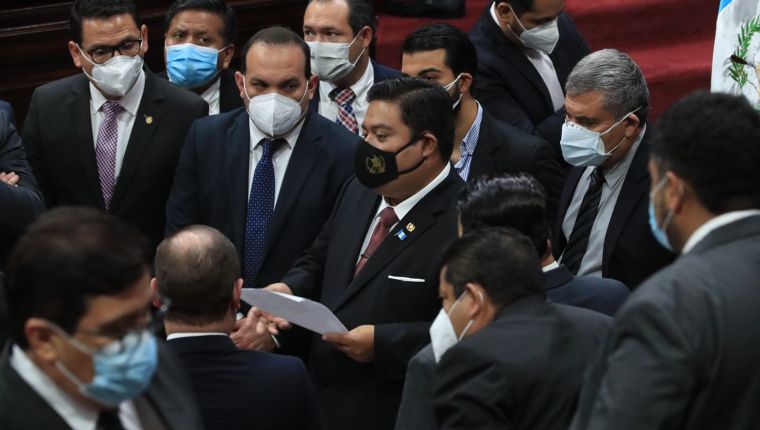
[431,228,604,430]
[165,26,357,338]
[553,49,673,289]
[303,0,400,134]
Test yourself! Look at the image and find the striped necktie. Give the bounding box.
[562,167,604,274]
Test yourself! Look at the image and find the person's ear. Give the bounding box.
[664,171,686,214]
[25,318,61,363]
[420,131,439,158]
[307,74,319,101]
[463,283,484,319]
[623,112,641,139]
[149,278,162,308]
[458,73,474,95]
[232,278,243,312]
[140,24,149,56]
[68,41,84,69]
[235,71,247,98]
[495,1,515,25]
[221,44,235,69]
[358,25,373,50]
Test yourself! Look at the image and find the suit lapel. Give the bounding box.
[331,172,459,311]
[227,112,252,254]
[469,111,498,179]
[263,113,320,261]
[110,73,163,211]
[544,265,574,290]
[602,134,651,273]
[71,77,105,208]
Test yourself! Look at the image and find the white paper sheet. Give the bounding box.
[240,289,348,335]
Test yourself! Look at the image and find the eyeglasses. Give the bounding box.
[82,38,143,64]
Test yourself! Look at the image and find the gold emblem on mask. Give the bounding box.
[366,155,386,174]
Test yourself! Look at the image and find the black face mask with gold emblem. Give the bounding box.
[353,138,425,189]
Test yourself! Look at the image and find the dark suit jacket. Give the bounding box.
[22,72,208,248]
[0,110,44,269]
[553,131,674,288]
[167,335,319,430]
[0,101,14,125]
[434,295,609,430]
[470,109,566,224]
[0,341,203,430]
[572,214,760,430]
[309,60,401,113]
[158,68,243,114]
[545,264,629,316]
[469,10,589,162]
[282,169,464,430]
[165,109,357,288]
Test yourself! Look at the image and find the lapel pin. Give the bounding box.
[395,230,407,241]
[406,223,416,232]
[144,115,153,125]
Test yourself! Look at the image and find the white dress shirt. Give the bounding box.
[560,125,647,277]
[200,77,221,115]
[89,70,145,179]
[10,345,143,430]
[542,260,560,273]
[318,60,374,131]
[682,210,760,254]
[166,332,228,340]
[247,118,305,203]
[490,3,564,111]
[357,164,451,263]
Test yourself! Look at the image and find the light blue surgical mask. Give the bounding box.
[560,107,641,167]
[648,176,674,251]
[52,326,158,407]
[166,43,226,89]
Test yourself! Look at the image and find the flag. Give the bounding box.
[710,0,760,109]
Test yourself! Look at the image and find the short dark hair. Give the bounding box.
[240,26,311,78]
[70,0,141,45]
[164,0,237,45]
[651,91,760,214]
[441,227,545,310]
[367,77,455,161]
[154,226,240,325]
[311,0,377,47]
[4,208,150,349]
[458,174,550,257]
[494,0,535,16]
[402,23,478,79]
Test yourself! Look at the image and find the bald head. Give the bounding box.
[154,225,240,325]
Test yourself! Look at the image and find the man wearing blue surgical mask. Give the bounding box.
[554,49,673,289]
[303,0,400,134]
[0,207,203,430]
[470,0,590,166]
[162,0,242,115]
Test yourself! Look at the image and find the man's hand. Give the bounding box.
[230,307,279,352]
[0,172,19,186]
[323,325,375,363]
[265,282,293,295]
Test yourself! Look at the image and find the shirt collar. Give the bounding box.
[460,102,483,157]
[682,210,760,254]
[166,332,228,341]
[10,345,100,430]
[89,69,145,117]
[320,59,375,102]
[376,163,451,222]
[200,77,221,108]
[542,260,560,272]
[248,113,305,152]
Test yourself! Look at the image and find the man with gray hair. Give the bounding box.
[553,49,673,288]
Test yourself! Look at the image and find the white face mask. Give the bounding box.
[443,73,464,111]
[508,6,560,54]
[79,46,144,98]
[559,107,640,167]
[244,81,308,137]
[429,290,481,363]
[306,33,365,82]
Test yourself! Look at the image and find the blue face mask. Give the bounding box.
[53,328,158,407]
[648,176,674,251]
[166,43,225,89]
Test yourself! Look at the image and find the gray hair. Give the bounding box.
[565,49,650,124]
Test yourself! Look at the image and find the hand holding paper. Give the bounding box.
[240,288,347,335]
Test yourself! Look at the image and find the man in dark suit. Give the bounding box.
[153,225,319,430]
[470,0,589,163]
[572,92,760,430]
[432,228,608,429]
[402,23,565,223]
[161,0,242,115]
[0,207,203,430]
[165,27,356,303]
[553,49,673,289]
[263,78,463,430]
[0,109,45,270]
[303,0,400,134]
[22,0,208,250]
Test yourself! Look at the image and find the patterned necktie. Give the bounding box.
[331,87,358,134]
[95,101,122,210]
[243,138,285,287]
[97,410,125,430]
[354,207,398,278]
[562,167,605,274]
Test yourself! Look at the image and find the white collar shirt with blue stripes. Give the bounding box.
[454,102,483,181]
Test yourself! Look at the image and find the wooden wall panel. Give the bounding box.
[0,0,307,125]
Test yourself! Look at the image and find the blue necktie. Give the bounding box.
[243,138,285,287]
